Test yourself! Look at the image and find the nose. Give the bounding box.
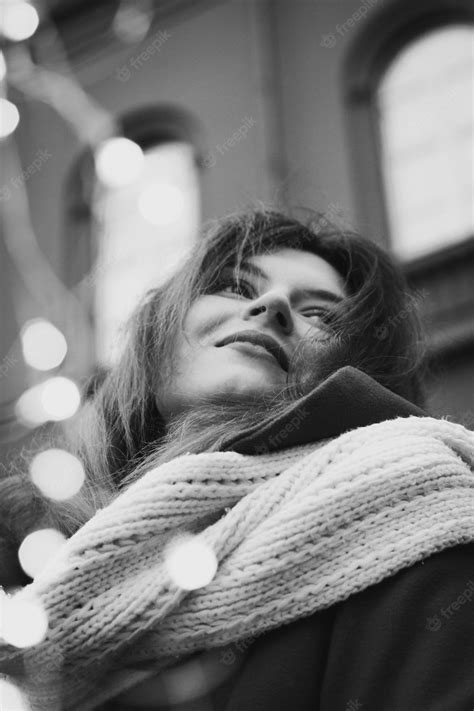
[241,289,294,336]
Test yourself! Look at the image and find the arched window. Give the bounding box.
[94,139,200,365]
[343,0,474,263]
[343,0,474,361]
[64,105,205,368]
[376,24,473,260]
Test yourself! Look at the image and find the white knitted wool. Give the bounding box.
[1,415,474,710]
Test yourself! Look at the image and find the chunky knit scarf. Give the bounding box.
[1,415,474,710]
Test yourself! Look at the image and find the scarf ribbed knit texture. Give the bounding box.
[1,414,474,710]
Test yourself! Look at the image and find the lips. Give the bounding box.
[215,330,289,372]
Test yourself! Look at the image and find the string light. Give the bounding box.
[15,382,48,426]
[41,376,81,420]
[138,182,186,226]
[0,1,40,42]
[95,137,144,188]
[30,448,85,500]
[112,0,153,44]
[0,677,31,710]
[164,534,217,590]
[18,528,67,579]
[0,589,48,648]
[0,97,20,139]
[20,318,68,371]
[16,376,81,427]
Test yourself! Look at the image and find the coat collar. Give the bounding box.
[223,366,427,455]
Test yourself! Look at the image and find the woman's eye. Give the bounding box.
[301,308,328,320]
[217,277,255,299]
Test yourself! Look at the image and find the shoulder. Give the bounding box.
[320,542,474,710]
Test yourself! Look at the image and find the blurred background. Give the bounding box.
[1,0,473,466]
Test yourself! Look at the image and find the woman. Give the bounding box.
[1,208,473,711]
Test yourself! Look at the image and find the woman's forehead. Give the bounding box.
[240,249,346,297]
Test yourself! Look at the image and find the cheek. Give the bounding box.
[171,302,218,372]
[182,296,235,348]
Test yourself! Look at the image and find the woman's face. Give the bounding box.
[155,248,347,421]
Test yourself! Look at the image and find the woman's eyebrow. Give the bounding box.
[239,262,344,305]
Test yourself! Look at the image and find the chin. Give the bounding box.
[218,369,283,395]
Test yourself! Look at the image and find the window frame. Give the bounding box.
[342,0,474,263]
[342,0,474,359]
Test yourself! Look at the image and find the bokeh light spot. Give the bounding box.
[0,98,20,139]
[164,534,217,590]
[21,318,68,371]
[95,137,144,188]
[18,528,67,579]
[29,448,85,500]
[0,591,48,649]
[0,1,39,42]
[40,376,81,421]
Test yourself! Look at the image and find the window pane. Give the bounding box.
[94,141,200,366]
[377,24,474,260]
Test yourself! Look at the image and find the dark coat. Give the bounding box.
[213,366,474,711]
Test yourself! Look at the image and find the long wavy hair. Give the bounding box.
[0,207,430,587]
